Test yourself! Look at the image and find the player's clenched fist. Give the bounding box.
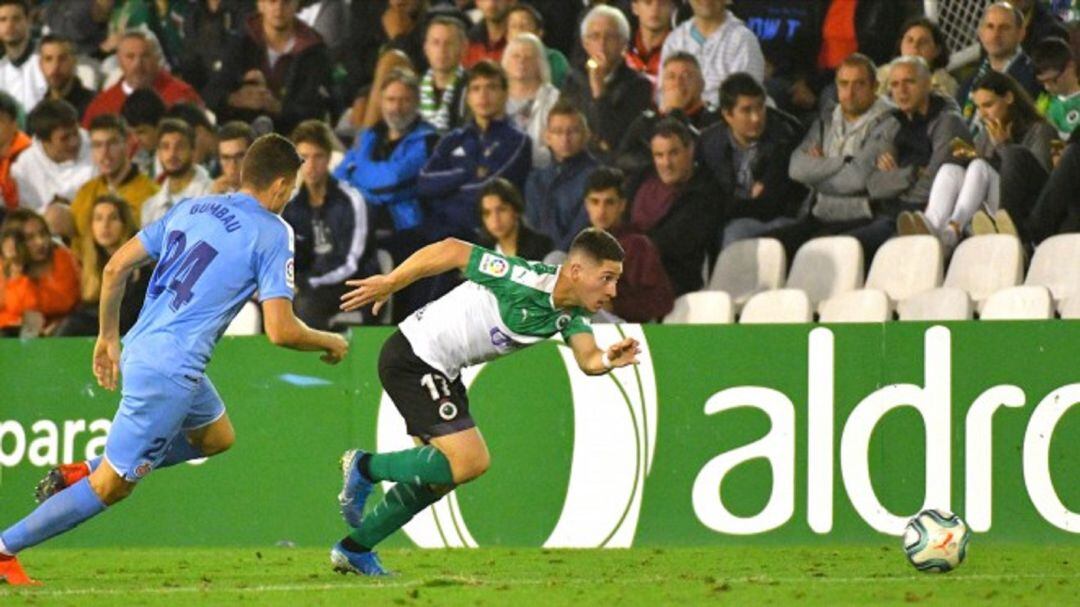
[321,333,350,365]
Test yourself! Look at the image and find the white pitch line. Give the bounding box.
[2,571,1078,598]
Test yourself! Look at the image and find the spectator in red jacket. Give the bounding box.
[464,0,515,67]
[0,92,31,210]
[1,208,80,333]
[585,166,674,322]
[82,28,204,128]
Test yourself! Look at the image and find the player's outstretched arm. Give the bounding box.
[94,237,154,390]
[339,237,473,314]
[567,333,641,376]
[262,298,349,364]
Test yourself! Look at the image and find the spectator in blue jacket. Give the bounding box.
[417,60,532,242]
[336,69,438,254]
[525,101,600,252]
[285,120,370,330]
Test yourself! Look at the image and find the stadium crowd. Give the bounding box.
[1,0,1079,335]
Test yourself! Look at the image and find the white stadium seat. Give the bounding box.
[663,291,734,324]
[943,234,1023,312]
[866,235,943,303]
[225,301,262,335]
[980,286,1054,320]
[1025,234,1080,311]
[818,289,891,323]
[897,287,973,321]
[786,236,864,309]
[740,289,813,324]
[707,238,787,310]
[1060,297,1080,320]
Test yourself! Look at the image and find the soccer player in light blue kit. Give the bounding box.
[0,134,349,585]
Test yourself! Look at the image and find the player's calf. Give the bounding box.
[88,461,137,505]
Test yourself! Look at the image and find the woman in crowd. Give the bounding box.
[879,17,958,99]
[0,209,80,334]
[503,33,560,169]
[0,228,39,336]
[477,178,553,261]
[901,71,1057,248]
[56,195,149,336]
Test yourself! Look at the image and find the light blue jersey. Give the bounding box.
[124,193,295,378]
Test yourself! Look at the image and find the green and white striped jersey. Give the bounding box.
[400,246,593,380]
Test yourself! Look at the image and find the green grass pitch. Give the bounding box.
[1,545,1076,605]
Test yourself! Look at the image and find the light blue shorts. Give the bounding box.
[104,360,225,482]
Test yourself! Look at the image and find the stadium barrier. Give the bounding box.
[1,322,1077,548]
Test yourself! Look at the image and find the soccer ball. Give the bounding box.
[902,509,971,572]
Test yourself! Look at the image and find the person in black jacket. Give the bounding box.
[559,4,653,163]
[207,0,332,136]
[177,0,253,100]
[698,72,808,249]
[631,118,721,296]
[615,51,719,194]
[284,120,371,330]
[477,177,553,261]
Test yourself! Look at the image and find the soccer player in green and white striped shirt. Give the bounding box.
[330,228,639,576]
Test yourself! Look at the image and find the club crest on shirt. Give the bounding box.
[478,253,509,278]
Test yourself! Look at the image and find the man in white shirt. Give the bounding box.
[658,0,765,108]
[0,0,47,113]
[11,99,95,212]
[141,118,212,226]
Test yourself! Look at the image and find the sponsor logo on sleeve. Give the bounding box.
[285,258,295,290]
[478,253,509,278]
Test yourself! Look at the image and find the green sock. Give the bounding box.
[366,445,454,485]
[349,481,442,548]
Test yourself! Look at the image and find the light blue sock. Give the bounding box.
[0,478,106,554]
[86,457,102,472]
[157,434,204,468]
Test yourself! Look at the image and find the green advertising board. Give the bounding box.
[0,322,1077,548]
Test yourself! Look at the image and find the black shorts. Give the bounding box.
[378,330,475,441]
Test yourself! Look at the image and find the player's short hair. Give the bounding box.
[27,99,78,141]
[584,166,626,199]
[121,88,166,128]
[478,177,525,215]
[290,119,340,153]
[838,53,878,84]
[569,228,624,263]
[218,120,255,146]
[651,116,694,149]
[0,91,19,122]
[466,60,508,90]
[241,133,303,191]
[719,72,766,112]
[1032,37,1076,76]
[165,102,214,132]
[547,99,589,131]
[88,113,128,138]
[157,117,195,147]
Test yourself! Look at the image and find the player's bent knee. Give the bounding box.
[88,469,136,505]
[451,451,491,484]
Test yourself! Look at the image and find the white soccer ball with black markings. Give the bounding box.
[902,509,971,573]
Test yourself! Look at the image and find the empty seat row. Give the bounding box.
[667,233,1080,324]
